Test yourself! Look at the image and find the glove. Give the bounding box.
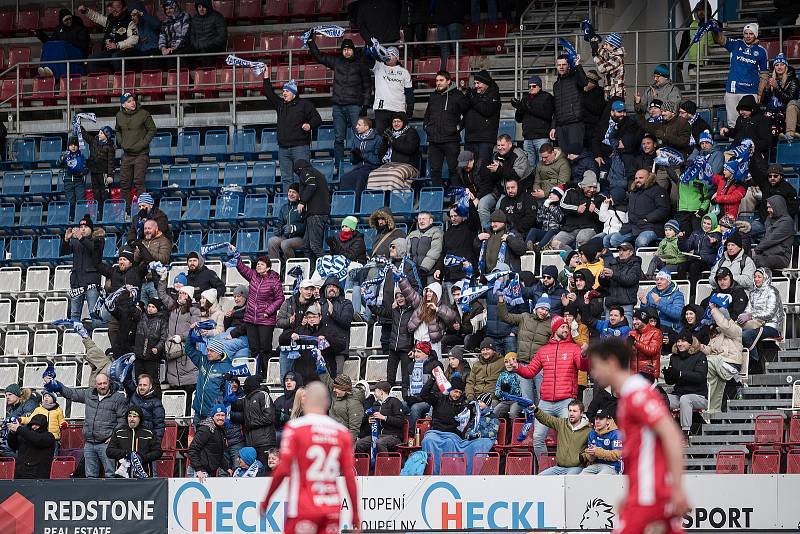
[73,321,89,339]
[510,97,521,109]
[44,379,63,393]
[223,393,238,405]
[171,334,182,344]
[590,36,600,56]
[104,174,113,186]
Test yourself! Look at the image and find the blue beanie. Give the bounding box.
[723,160,737,175]
[664,219,680,233]
[534,294,551,311]
[698,130,713,145]
[100,126,114,141]
[239,446,257,466]
[604,32,623,49]
[653,64,670,78]
[175,272,188,286]
[773,52,788,66]
[528,75,542,87]
[207,339,226,355]
[120,92,135,105]
[138,192,154,206]
[211,403,226,415]
[283,79,298,96]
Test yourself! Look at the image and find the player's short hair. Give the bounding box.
[587,337,631,369]
[568,400,585,412]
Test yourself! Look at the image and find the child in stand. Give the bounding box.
[647,99,664,123]
[596,189,628,249]
[57,137,89,210]
[647,219,688,278]
[559,250,581,290]
[20,391,66,446]
[678,212,721,283]
[493,353,522,419]
[711,161,746,220]
[81,125,115,212]
[527,186,564,251]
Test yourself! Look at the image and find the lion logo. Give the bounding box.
[580,498,616,530]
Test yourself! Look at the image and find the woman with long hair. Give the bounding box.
[290,387,306,420]
[399,278,457,358]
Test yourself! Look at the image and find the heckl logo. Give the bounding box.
[579,498,615,530]
[172,481,283,532]
[420,481,553,530]
[0,492,34,534]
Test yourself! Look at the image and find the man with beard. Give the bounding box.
[498,177,537,236]
[185,251,225,303]
[106,407,162,478]
[476,135,532,229]
[368,207,406,259]
[434,203,481,291]
[277,279,319,379]
[278,304,345,386]
[596,305,632,338]
[550,55,588,151]
[598,241,643,325]
[610,169,670,249]
[523,265,566,316]
[463,70,502,163]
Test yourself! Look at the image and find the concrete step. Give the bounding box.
[702,423,754,434]
[748,372,797,386]
[690,434,754,444]
[728,398,792,410]
[766,361,800,372]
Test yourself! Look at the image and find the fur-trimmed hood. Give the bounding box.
[369,207,397,231]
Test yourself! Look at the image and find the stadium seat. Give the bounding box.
[232,129,257,157]
[5,330,30,356]
[787,37,800,60]
[32,328,58,355]
[101,200,127,224]
[0,204,14,228]
[260,32,284,55]
[194,164,220,191]
[776,142,800,166]
[223,162,248,187]
[30,170,54,197]
[260,129,279,155]
[415,57,442,86]
[155,455,176,478]
[85,73,111,103]
[16,9,39,30]
[751,414,784,449]
[0,458,15,480]
[177,130,202,160]
[150,132,173,162]
[0,79,19,106]
[484,21,508,52]
[185,196,211,221]
[236,228,262,253]
[9,236,33,262]
[303,64,331,90]
[243,194,269,221]
[42,7,61,30]
[39,137,63,164]
[36,235,61,260]
[314,126,335,152]
[439,452,467,475]
[311,158,335,182]
[353,453,370,476]
[8,46,32,69]
[204,130,229,160]
[146,167,165,192]
[0,11,14,34]
[238,0,263,19]
[750,448,780,474]
[716,450,746,474]
[12,139,36,166]
[178,231,203,255]
[75,200,98,223]
[19,203,43,228]
[212,0,234,19]
[374,452,402,476]
[419,187,444,214]
[273,64,302,86]
[319,0,344,13]
[57,74,84,103]
[230,33,257,55]
[168,165,192,190]
[192,67,219,97]
[162,390,187,419]
[331,191,356,216]
[359,190,385,216]
[165,69,190,97]
[389,189,414,215]
[113,71,136,93]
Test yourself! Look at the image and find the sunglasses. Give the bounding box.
[389,244,397,248]
[542,275,553,280]
[528,84,538,87]
[768,173,781,177]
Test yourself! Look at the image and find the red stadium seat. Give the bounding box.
[353,452,370,476]
[230,34,257,56]
[293,0,317,17]
[60,423,85,449]
[162,421,178,453]
[785,414,800,447]
[470,451,500,475]
[319,0,344,15]
[86,73,111,103]
[760,39,780,59]
[57,74,84,103]
[0,49,6,70]
[504,451,533,475]
[787,38,800,60]
[0,458,15,480]
[138,70,165,98]
[42,7,62,30]
[50,456,76,479]
[315,34,339,52]
[30,77,57,104]
[463,22,480,41]
[114,71,137,93]
[16,9,40,31]
[750,414,784,449]
[484,21,508,52]
[716,450,746,474]
[374,452,402,476]
[264,0,289,19]
[787,448,800,474]
[495,418,533,455]
[439,452,467,475]
[272,64,302,87]
[343,31,365,48]
[0,78,19,106]
[212,0,234,19]
[447,55,471,86]
[415,57,442,87]
[426,25,438,43]
[260,32,284,56]
[165,68,190,96]
[536,453,557,473]
[303,64,331,90]
[750,448,781,474]
[238,0,263,19]
[0,11,14,34]
[286,31,310,58]
[397,418,431,457]
[155,454,176,477]
[193,67,219,96]
[8,46,32,69]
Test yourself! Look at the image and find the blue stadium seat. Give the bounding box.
[36,235,61,259]
[39,137,62,164]
[261,129,278,154]
[499,119,517,141]
[232,129,257,157]
[30,170,53,196]
[0,204,15,228]
[103,233,118,259]
[777,143,800,166]
[145,167,164,192]
[339,161,354,176]
[359,190,385,216]
[206,229,231,250]
[314,126,335,152]
[150,131,173,162]
[185,196,211,221]
[101,199,127,224]
[215,191,240,221]
[19,203,43,228]
[2,172,25,196]
[236,228,261,253]
[389,189,414,215]
[12,138,36,166]
[178,231,203,255]
[311,158,335,182]
[75,200,98,223]
[411,123,427,148]
[223,162,248,187]
[697,109,711,125]
[360,225,376,251]
[419,187,444,214]
[243,194,269,221]
[177,130,201,160]
[167,165,192,190]
[331,191,355,216]
[252,161,277,189]
[9,236,33,261]
[194,163,220,190]
[204,129,229,160]
[271,194,287,221]
[46,201,71,230]
[158,197,182,222]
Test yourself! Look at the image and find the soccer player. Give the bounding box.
[259,381,361,534]
[587,337,690,534]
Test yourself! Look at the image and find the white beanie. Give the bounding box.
[201,288,218,305]
[743,23,759,38]
[179,285,196,300]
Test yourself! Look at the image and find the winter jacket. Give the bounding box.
[596,317,631,338]
[719,37,768,94]
[188,0,227,52]
[199,302,225,338]
[599,254,642,307]
[263,81,322,148]
[764,66,800,112]
[711,173,746,219]
[498,192,537,236]
[356,0,402,43]
[406,225,443,275]
[275,200,305,238]
[20,403,65,441]
[745,267,784,332]
[424,84,469,144]
[128,389,165,442]
[583,421,623,472]
[403,354,442,406]
[582,85,607,131]
[380,125,421,168]
[463,81,502,144]
[621,174,670,236]
[664,340,708,398]
[308,39,371,107]
[319,277,356,350]
[276,295,317,331]
[61,233,102,289]
[383,303,415,352]
[367,396,407,439]
[186,418,229,475]
[593,45,626,100]
[128,1,160,52]
[534,409,591,468]
[656,236,687,266]
[560,187,605,233]
[553,65,588,126]
[523,281,566,317]
[115,106,156,156]
[60,385,127,443]
[679,229,721,267]
[85,7,138,50]
[158,7,190,49]
[81,127,115,177]
[705,307,743,366]
[491,147,532,185]
[369,207,406,258]
[533,148,571,192]
[400,278,456,345]
[681,304,711,345]
[272,371,303,432]
[296,160,331,216]
[157,280,201,387]
[8,415,56,480]
[598,202,628,239]
[755,195,794,269]
[629,324,663,376]
[320,372,365,443]
[709,249,756,290]
[186,254,226,302]
[641,78,682,110]
[678,157,713,214]
[420,375,467,435]
[700,283,750,321]
[495,370,521,397]
[464,407,500,441]
[498,302,551,363]
[372,258,420,325]
[483,286,525,339]
[328,231,368,264]
[128,206,172,242]
[37,14,91,55]
[473,227,527,273]
[466,353,505,401]
[278,323,344,386]
[351,128,383,167]
[515,90,555,140]
[435,204,481,282]
[58,150,88,178]
[725,95,773,157]
[7,394,40,420]
[185,338,233,417]
[537,201,564,232]
[639,114,692,156]
[644,281,685,331]
[236,260,284,326]
[232,388,276,448]
[755,175,798,222]
[569,150,600,184]
[516,336,590,402]
[133,310,167,361]
[134,233,172,266]
[106,423,162,477]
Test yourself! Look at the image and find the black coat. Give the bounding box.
[664,349,708,397]
[106,425,163,477]
[320,277,356,350]
[757,177,799,221]
[424,85,470,144]
[263,80,323,148]
[186,419,229,475]
[272,372,303,432]
[8,415,55,480]
[278,324,345,386]
[621,181,670,236]
[552,65,588,126]
[420,375,467,434]
[133,310,168,361]
[128,389,166,442]
[370,396,407,439]
[700,285,749,322]
[81,128,115,177]
[464,83,502,144]
[560,187,605,233]
[435,204,482,282]
[498,192,537,235]
[599,254,643,307]
[232,389,276,448]
[357,0,402,43]
[61,234,101,288]
[381,126,421,168]
[296,161,331,216]
[309,40,371,107]
[431,0,464,24]
[515,90,555,140]
[382,304,415,352]
[726,95,773,157]
[186,263,226,303]
[188,0,228,52]
[582,85,606,129]
[327,232,367,264]
[95,243,152,309]
[403,355,443,405]
[127,206,172,243]
[37,17,91,55]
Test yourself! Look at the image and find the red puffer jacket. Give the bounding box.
[516,337,589,402]
[236,260,285,326]
[629,324,663,377]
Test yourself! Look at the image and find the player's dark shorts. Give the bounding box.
[614,503,684,534]
[285,512,340,534]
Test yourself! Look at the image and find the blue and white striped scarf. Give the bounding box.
[692,19,720,44]
[234,459,263,478]
[368,37,392,63]
[382,125,410,163]
[726,139,753,183]
[653,146,685,168]
[448,187,471,217]
[315,255,351,286]
[602,117,618,147]
[201,241,231,257]
[558,38,578,69]
[680,152,713,185]
[109,352,136,387]
[458,269,512,313]
[72,112,96,151]
[92,285,139,319]
[287,265,305,294]
[444,254,473,280]
[299,24,346,48]
[714,227,737,265]
[225,55,266,77]
[130,451,148,479]
[478,239,507,275]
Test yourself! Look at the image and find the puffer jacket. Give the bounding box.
[424,84,469,144]
[764,65,800,112]
[655,236,686,266]
[276,294,317,330]
[275,200,305,238]
[466,353,505,400]
[726,95,773,157]
[463,81,502,144]
[328,231,367,264]
[232,381,276,448]
[400,278,456,345]
[621,173,670,236]
[369,207,406,258]
[186,418,229,475]
[185,338,233,418]
[705,306,743,366]
[236,260,284,326]
[639,114,692,156]
[746,267,785,332]
[188,0,227,52]
[406,225,443,275]
[679,226,721,267]
[709,248,756,290]
[711,173,746,219]
[497,301,550,364]
[320,372,365,443]
[61,233,102,289]
[629,323,663,376]
[59,385,128,443]
[560,187,605,233]
[533,147,571,193]
[320,277,355,349]
[495,369,521,396]
[351,128,383,167]
[128,389,166,442]
[8,415,56,480]
[755,195,794,268]
[599,254,643,307]
[157,280,201,387]
[157,6,190,49]
[263,82,323,148]
[309,39,371,107]
[516,336,590,402]
[81,126,115,177]
[7,394,40,419]
[515,90,555,140]
[665,339,708,398]
[381,123,421,168]
[133,309,167,361]
[115,106,156,155]
[420,376,467,434]
[382,303,414,353]
[106,423,162,477]
[552,65,588,126]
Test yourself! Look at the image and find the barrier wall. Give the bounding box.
[0,475,797,533]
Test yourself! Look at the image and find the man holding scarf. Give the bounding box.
[355,381,406,454]
[106,407,162,478]
[474,210,526,273]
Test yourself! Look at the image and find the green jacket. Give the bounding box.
[535,409,592,467]
[656,235,687,265]
[532,148,571,192]
[497,301,551,363]
[115,106,157,155]
[466,353,505,401]
[678,179,710,213]
[320,372,365,444]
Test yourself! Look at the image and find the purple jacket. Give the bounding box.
[236,261,285,326]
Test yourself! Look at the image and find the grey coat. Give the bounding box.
[755,195,794,269]
[59,385,127,443]
[157,280,201,387]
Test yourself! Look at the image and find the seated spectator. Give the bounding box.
[523,265,566,316]
[493,354,523,419]
[355,381,406,454]
[681,304,711,345]
[7,414,56,479]
[273,372,303,440]
[702,305,743,414]
[402,341,443,430]
[528,186,565,251]
[377,112,421,172]
[407,212,444,283]
[265,448,280,475]
[596,190,629,249]
[444,346,472,383]
[466,339,505,401]
[295,160,331,266]
[319,277,355,374]
[566,143,600,186]
[752,164,799,240]
[711,163,747,220]
[596,305,632,338]
[233,446,263,477]
[677,130,719,233]
[129,193,172,242]
[741,267,785,367]
[231,376,276,467]
[532,143,570,201]
[464,393,500,440]
[368,208,406,259]
[398,278,455,358]
[645,99,664,123]
[576,238,605,287]
[340,117,383,208]
[637,101,692,162]
[187,405,231,480]
[382,287,414,387]
[327,216,367,265]
[498,177,537,237]
[277,279,319,377]
[709,232,756,290]
[158,0,190,57]
[479,135,533,223]
[513,76,554,169]
[646,220,687,277]
[106,407,162,478]
[754,196,794,270]
[36,9,91,79]
[128,373,165,443]
[703,267,750,320]
[565,269,604,332]
[719,95,772,188]
[637,64,681,111]
[598,241,642,325]
[188,0,228,66]
[580,407,623,475]
[79,2,139,73]
[268,183,305,260]
[664,330,708,439]
[475,210,527,273]
[498,294,552,373]
[534,400,592,475]
[434,203,481,291]
[678,212,722,283]
[628,308,663,377]
[19,391,65,442]
[420,374,467,435]
[610,169,670,249]
[559,250,581,289]
[550,172,605,251]
[128,2,161,57]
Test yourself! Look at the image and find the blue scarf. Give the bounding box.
[602,117,618,147]
[367,37,392,63]
[365,407,380,466]
[692,19,720,44]
[409,360,425,395]
[72,112,96,151]
[130,451,148,479]
[702,292,732,325]
[92,285,139,319]
[200,241,231,257]
[444,254,473,280]
[287,265,305,294]
[558,38,578,69]
[299,24,346,47]
[234,459,263,477]
[502,274,524,306]
[726,139,753,183]
[581,19,597,42]
[680,152,713,185]
[478,239,507,276]
[458,269,512,313]
[448,187,471,217]
[653,146,685,167]
[109,353,136,387]
[315,255,351,286]
[225,55,266,76]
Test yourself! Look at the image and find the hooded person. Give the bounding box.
[272,371,304,436]
[318,371,366,444]
[754,195,794,269]
[681,303,711,345]
[230,376,276,466]
[701,266,750,320]
[319,275,356,375]
[188,0,228,56]
[663,330,708,435]
[105,406,163,478]
[741,266,785,366]
[132,298,168,394]
[567,268,604,332]
[678,211,722,282]
[398,277,457,359]
[368,207,406,259]
[157,0,191,55]
[497,293,553,366]
[7,413,56,479]
[277,302,345,386]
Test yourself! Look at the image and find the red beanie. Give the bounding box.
[551,315,567,334]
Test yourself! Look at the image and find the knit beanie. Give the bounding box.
[118,246,135,263]
[211,403,226,415]
[534,294,551,311]
[473,69,493,85]
[175,272,189,286]
[239,446,257,466]
[743,22,759,38]
[698,130,713,145]
[179,285,196,299]
[449,376,465,392]
[5,383,21,396]
[138,192,154,206]
[604,32,623,49]
[477,392,492,406]
[341,216,358,231]
[201,288,218,305]
[664,219,680,233]
[333,374,353,392]
[120,92,136,105]
[390,237,407,255]
[655,269,672,281]
[283,79,298,95]
[207,339,225,355]
[679,100,697,115]
[550,315,567,334]
[725,231,743,249]
[653,64,670,78]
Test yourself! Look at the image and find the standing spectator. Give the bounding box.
[128,2,161,57]
[382,287,414,387]
[19,391,65,442]
[356,0,402,43]
[78,2,139,72]
[628,308,663,377]
[493,353,523,418]
[355,381,406,454]
[235,255,285,374]
[128,193,172,243]
[533,400,592,475]
[475,210,527,273]
[367,47,414,134]
[319,371,365,445]
[61,217,103,326]
[702,305,744,414]
[57,137,89,208]
[135,219,173,304]
[432,0,463,64]
[46,373,127,478]
[531,144,570,201]
[273,372,302,439]
[340,117,383,207]
[638,64,681,111]
[550,55,588,150]
[686,1,714,74]
[277,280,319,376]
[442,284,482,351]
[524,265,567,316]
[402,0,428,58]
[319,277,356,374]
[279,304,345,387]
[591,32,626,101]
[741,267,784,366]
[679,213,721,283]
[466,339,505,401]
[425,70,470,187]
[463,70,502,163]
[720,95,772,193]
[677,130,716,233]
[185,337,233,423]
[129,373,165,443]
[231,376,276,467]
[406,212,443,282]
[513,75,554,168]
[399,278,456,358]
[268,183,305,260]
[132,300,168,393]
[609,169,670,249]
[106,407,162,478]
[157,279,201,410]
[186,251,226,302]
[598,241,642,325]
[497,294,552,397]
[35,8,91,78]
[187,0,227,66]
[753,195,794,270]
[581,71,607,149]
[294,160,331,265]
[713,23,769,127]
[157,0,190,57]
[580,407,623,474]
[550,172,605,251]
[263,77,322,189]
[6,415,56,480]
[187,405,231,480]
[597,102,644,198]
[308,37,372,169]
[81,126,115,211]
[115,93,156,214]
[434,203,481,291]
[402,341,443,430]
[664,331,708,440]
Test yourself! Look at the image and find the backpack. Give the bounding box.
[400,450,428,476]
